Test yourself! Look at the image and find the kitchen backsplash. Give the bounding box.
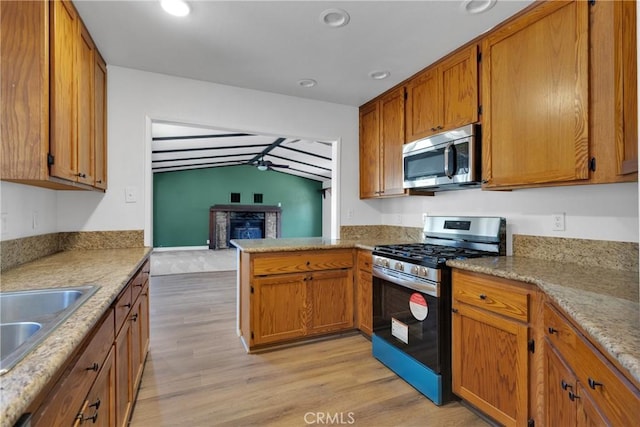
[513,234,639,272]
[0,230,144,272]
[340,225,423,242]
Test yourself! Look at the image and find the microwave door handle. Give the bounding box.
[444,142,455,178]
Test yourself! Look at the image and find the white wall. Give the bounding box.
[57,66,368,245]
[1,66,638,250]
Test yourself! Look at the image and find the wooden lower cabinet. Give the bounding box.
[543,301,640,426]
[451,270,537,427]
[29,258,150,427]
[355,249,373,336]
[76,348,116,427]
[240,249,355,350]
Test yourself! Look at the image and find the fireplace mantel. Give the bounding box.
[209,204,281,249]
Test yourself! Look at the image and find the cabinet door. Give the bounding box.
[482,0,589,188]
[115,318,133,427]
[356,267,372,336]
[452,302,529,426]
[359,101,381,198]
[545,341,577,427]
[50,0,78,182]
[617,0,637,175]
[379,87,406,196]
[440,44,478,131]
[576,382,610,427]
[130,296,143,392]
[307,269,353,335]
[82,347,116,427]
[94,52,108,189]
[76,23,95,185]
[405,67,441,141]
[252,273,307,345]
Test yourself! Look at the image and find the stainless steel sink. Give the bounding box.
[0,285,99,374]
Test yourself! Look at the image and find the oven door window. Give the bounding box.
[373,277,441,373]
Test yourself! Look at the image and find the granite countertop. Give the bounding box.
[447,256,640,386]
[0,247,152,427]
[230,237,411,253]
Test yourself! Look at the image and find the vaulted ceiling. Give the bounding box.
[152,122,333,182]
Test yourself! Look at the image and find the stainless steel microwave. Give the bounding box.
[402,124,481,191]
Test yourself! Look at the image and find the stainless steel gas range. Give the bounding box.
[372,216,506,405]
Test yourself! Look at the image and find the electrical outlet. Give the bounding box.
[125,186,137,203]
[347,209,354,219]
[395,214,402,224]
[552,213,565,231]
[32,211,39,230]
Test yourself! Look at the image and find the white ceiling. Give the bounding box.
[74,0,533,107]
[74,0,534,181]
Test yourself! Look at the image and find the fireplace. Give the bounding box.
[209,204,281,249]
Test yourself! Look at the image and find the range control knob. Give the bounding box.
[419,267,428,277]
[410,265,419,275]
[394,262,404,271]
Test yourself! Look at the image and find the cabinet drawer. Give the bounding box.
[114,284,132,334]
[32,309,115,427]
[357,250,372,272]
[253,249,353,275]
[544,303,640,426]
[452,270,529,322]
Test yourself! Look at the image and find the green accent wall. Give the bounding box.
[153,165,323,247]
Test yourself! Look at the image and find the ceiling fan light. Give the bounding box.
[161,0,190,17]
[257,165,268,171]
[298,79,317,88]
[460,0,496,15]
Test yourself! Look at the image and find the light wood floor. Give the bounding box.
[129,271,488,427]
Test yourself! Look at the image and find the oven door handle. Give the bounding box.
[444,142,455,179]
[373,267,439,298]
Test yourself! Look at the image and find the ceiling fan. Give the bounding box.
[252,157,289,171]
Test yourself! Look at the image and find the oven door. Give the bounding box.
[372,273,442,373]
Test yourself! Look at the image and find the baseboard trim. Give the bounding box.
[153,246,210,252]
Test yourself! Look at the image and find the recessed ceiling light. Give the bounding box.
[298,79,317,88]
[319,8,350,28]
[369,71,390,80]
[161,0,190,17]
[460,0,496,15]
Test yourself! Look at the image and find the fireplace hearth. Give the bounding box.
[209,204,281,249]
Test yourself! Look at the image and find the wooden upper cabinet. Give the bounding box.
[76,23,96,186]
[50,0,79,182]
[405,44,479,142]
[359,101,381,198]
[1,0,107,190]
[94,53,108,189]
[359,86,406,199]
[379,87,406,197]
[589,0,637,182]
[482,0,590,188]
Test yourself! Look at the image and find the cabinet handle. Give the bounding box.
[561,380,572,391]
[451,308,458,313]
[306,261,311,266]
[131,313,139,322]
[568,391,580,401]
[430,127,437,131]
[479,294,487,300]
[548,327,558,334]
[122,303,131,309]
[85,362,99,372]
[89,398,101,410]
[79,411,99,424]
[588,378,603,389]
[76,172,87,178]
[96,180,102,184]
[437,125,443,130]
[135,283,144,287]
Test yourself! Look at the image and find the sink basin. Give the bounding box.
[1,322,42,360]
[0,285,99,374]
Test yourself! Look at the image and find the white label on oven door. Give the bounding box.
[391,317,409,344]
[409,293,429,321]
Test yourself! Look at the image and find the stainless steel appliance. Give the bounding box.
[402,124,481,191]
[372,216,506,405]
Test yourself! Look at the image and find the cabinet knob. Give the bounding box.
[430,127,437,131]
[131,313,139,322]
[85,362,99,372]
[96,180,102,184]
[479,294,487,300]
[588,378,603,389]
[78,411,99,424]
[548,327,558,335]
[122,303,131,309]
[561,380,572,391]
[306,261,311,266]
[568,391,580,401]
[437,125,443,130]
[76,172,87,178]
